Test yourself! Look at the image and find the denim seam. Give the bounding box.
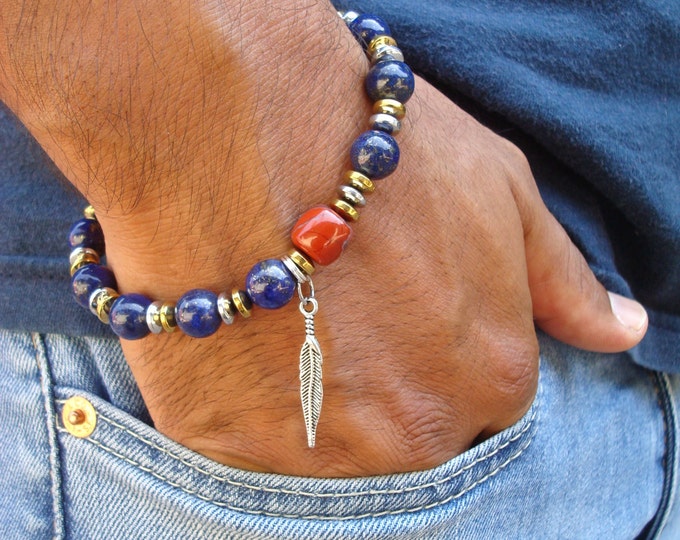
[33,334,65,540]
[58,424,536,520]
[55,398,537,499]
[646,372,678,539]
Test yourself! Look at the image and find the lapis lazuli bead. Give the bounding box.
[109,294,151,340]
[68,218,105,255]
[365,60,415,104]
[71,264,117,309]
[350,130,400,179]
[246,259,296,310]
[175,289,221,338]
[348,14,391,46]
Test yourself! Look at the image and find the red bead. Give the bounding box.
[291,206,352,266]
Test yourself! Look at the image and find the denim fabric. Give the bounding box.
[0,328,677,539]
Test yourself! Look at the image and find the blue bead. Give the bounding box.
[68,218,105,255]
[109,294,151,340]
[350,130,400,179]
[246,259,296,309]
[175,289,221,338]
[71,264,117,309]
[348,14,391,47]
[365,60,415,103]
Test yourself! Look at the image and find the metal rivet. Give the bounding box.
[62,396,97,438]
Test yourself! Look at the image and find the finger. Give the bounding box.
[523,204,647,353]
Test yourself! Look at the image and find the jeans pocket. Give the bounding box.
[54,383,539,539]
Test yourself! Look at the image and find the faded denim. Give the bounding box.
[1,328,678,538]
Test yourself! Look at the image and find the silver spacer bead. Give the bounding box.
[88,288,109,317]
[369,113,402,135]
[217,292,236,325]
[370,44,405,64]
[88,287,118,324]
[69,247,100,266]
[338,185,367,207]
[281,255,308,284]
[146,301,164,334]
[339,10,360,23]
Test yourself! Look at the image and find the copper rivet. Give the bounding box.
[63,396,97,438]
[67,410,86,425]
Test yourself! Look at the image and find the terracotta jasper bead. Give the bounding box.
[291,206,352,266]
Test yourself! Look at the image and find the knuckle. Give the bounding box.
[488,334,540,411]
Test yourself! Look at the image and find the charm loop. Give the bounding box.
[297,279,315,303]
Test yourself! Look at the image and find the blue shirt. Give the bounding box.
[1,0,678,371]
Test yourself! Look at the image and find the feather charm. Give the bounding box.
[299,331,323,448]
[297,279,323,448]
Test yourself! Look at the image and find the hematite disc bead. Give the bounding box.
[83,205,97,220]
[344,170,375,193]
[217,293,236,325]
[365,60,415,104]
[350,130,400,179]
[146,301,164,334]
[373,99,406,120]
[288,249,315,276]
[69,247,101,276]
[88,286,119,324]
[339,10,359,23]
[348,14,391,47]
[369,113,401,135]
[159,303,177,332]
[331,199,359,222]
[246,259,296,310]
[367,35,398,57]
[281,255,307,283]
[370,44,404,64]
[109,294,152,340]
[338,185,366,207]
[71,264,118,309]
[232,289,253,318]
[175,289,221,338]
[68,218,105,255]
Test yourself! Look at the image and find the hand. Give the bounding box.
[0,1,646,477]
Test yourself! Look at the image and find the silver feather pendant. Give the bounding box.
[298,280,323,448]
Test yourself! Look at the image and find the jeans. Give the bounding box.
[1,328,678,539]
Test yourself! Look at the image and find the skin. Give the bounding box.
[0,1,647,477]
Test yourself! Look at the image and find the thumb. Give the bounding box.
[524,205,647,353]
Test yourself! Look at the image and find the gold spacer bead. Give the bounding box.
[95,288,119,324]
[288,249,315,277]
[331,199,359,222]
[83,205,97,220]
[232,289,253,318]
[159,303,177,333]
[373,99,406,120]
[367,35,398,57]
[344,171,375,194]
[69,252,101,276]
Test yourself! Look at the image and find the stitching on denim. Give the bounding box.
[57,426,535,520]
[55,396,537,499]
[646,372,678,538]
[33,334,65,540]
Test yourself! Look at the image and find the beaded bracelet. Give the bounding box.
[67,11,414,448]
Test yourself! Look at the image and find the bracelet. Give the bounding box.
[67,11,414,447]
